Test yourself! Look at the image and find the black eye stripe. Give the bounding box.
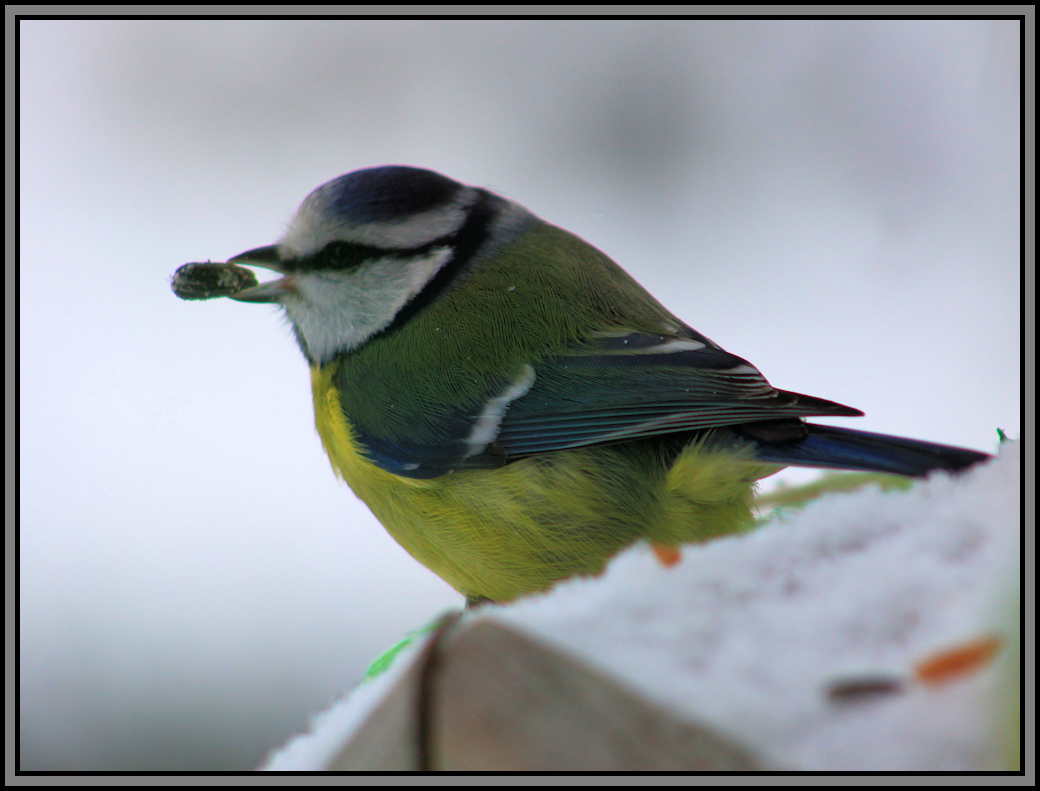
[293,237,453,272]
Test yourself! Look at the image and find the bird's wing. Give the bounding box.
[348,329,862,479]
[489,330,861,456]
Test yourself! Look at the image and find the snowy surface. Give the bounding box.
[261,626,434,772]
[265,443,1020,771]
[494,444,1021,771]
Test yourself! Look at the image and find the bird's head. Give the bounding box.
[228,166,536,364]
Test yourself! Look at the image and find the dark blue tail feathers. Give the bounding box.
[749,424,992,477]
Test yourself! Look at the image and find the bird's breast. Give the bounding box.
[308,362,760,603]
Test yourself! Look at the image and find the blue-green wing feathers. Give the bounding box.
[346,330,862,478]
[491,333,861,457]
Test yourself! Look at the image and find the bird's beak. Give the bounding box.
[226,245,294,303]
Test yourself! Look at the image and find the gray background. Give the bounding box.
[19,18,1020,771]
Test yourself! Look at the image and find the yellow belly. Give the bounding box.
[311,364,761,602]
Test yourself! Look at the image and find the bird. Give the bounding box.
[194,165,991,605]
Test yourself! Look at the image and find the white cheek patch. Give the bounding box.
[463,365,537,456]
[279,189,477,258]
[284,248,452,360]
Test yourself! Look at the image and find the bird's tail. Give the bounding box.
[748,423,991,477]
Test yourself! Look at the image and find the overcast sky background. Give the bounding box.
[18,18,1021,771]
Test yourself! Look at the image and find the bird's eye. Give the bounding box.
[304,241,378,271]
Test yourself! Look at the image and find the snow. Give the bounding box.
[263,443,1020,771]
[261,626,431,772]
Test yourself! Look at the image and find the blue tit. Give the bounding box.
[205,166,990,604]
